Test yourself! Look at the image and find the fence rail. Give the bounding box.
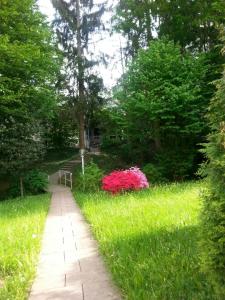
[58,170,72,189]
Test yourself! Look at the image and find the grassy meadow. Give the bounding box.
[74,181,215,300]
[0,194,50,300]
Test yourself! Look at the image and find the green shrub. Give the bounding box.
[142,163,165,184]
[200,61,225,297]
[76,161,103,192]
[8,170,48,197]
[24,170,48,194]
[7,181,21,198]
[154,150,195,181]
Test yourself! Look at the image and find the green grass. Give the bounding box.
[0,194,50,300]
[74,181,215,300]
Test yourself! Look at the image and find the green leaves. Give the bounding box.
[110,39,208,178]
[0,120,45,175]
[201,47,225,297]
[0,0,61,176]
[119,38,207,134]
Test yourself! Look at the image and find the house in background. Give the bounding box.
[84,127,101,154]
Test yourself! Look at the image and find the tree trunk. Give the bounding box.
[20,176,24,198]
[153,120,161,151]
[146,9,152,44]
[79,112,85,149]
[76,0,85,150]
[119,38,125,75]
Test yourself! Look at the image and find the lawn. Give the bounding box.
[74,181,215,300]
[0,194,50,300]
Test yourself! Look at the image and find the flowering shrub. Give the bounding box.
[102,167,149,194]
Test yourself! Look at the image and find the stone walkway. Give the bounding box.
[29,182,121,299]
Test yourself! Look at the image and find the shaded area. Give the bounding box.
[101,226,214,300]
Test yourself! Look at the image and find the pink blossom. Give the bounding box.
[102,167,149,194]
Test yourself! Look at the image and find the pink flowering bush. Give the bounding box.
[102,167,149,194]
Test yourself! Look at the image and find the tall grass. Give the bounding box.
[75,181,214,299]
[0,194,50,300]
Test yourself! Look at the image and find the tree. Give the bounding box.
[0,0,60,196]
[51,0,105,150]
[200,38,225,298]
[111,39,207,179]
[113,0,225,128]
[157,0,225,52]
[114,0,225,55]
[0,120,45,197]
[113,0,155,58]
[45,104,79,150]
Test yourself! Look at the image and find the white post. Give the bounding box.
[80,149,85,175]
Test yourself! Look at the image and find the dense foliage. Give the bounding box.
[0,0,60,195]
[113,0,154,58]
[52,0,105,149]
[102,39,208,180]
[76,161,103,192]
[200,45,225,297]
[114,0,225,56]
[9,170,48,198]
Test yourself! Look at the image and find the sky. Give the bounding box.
[37,0,125,89]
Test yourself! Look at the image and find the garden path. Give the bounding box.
[29,176,121,299]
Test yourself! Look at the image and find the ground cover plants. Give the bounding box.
[0,194,50,300]
[74,181,215,300]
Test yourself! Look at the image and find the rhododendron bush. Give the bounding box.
[102,167,149,194]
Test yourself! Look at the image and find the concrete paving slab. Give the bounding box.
[30,284,83,300]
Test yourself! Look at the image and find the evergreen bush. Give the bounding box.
[200,46,225,297]
[142,163,165,184]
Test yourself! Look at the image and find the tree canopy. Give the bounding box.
[102,39,208,180]
[51,0,105,149]
[0,0,61,194]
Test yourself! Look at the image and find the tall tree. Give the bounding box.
[156,0,225,96]
[113,0,155,58]
[200,36,225,298]
[51,0,105,150]
[157,0,225,52]
[114,0,225,60]
[0,0,60,195]
[111,39,207,179]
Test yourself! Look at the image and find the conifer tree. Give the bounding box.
[52,0,105,150]
[201,38,225,297]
